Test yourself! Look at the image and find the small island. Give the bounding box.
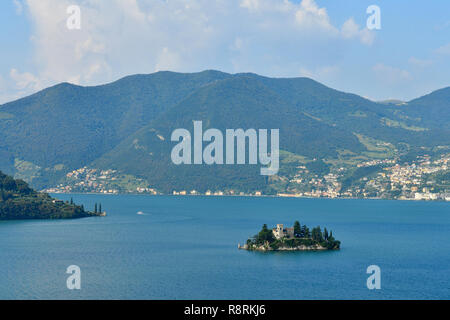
[0,170,104,220]
[239,221,340,251]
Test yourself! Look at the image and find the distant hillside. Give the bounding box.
[256,76,448,147]
[403,87,450,131]
[93,76,365,192]
[0,70,230,188]
[0,70,448,193]
[0,171,98,220]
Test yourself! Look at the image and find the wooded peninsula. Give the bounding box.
[0,170,103,220]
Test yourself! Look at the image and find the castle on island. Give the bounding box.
[239,222,341,251]
[272,224,294,240]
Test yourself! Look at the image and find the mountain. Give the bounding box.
[0,70,230,188]
[0,70,448,193]
[256,75,448,147]
[0,170,98,220]
[92,75,365,192]
[401,87,450,131]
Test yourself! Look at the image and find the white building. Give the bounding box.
[272,224,295,240]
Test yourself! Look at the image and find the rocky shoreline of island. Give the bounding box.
[238,243,331,251]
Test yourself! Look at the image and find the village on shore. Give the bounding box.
[43,153,449,202]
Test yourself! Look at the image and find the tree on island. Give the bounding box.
[244,221,340,251]
[328,230,336,242]
[94,203,98,213]
[256,224,274,244]
[99,203,102,213]
[311,226,324,242]
[294,221,302,237]
[302,225,310,238]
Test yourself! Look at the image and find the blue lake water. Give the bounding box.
[0,194,449,299]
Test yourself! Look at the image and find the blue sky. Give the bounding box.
[0,0,449,103]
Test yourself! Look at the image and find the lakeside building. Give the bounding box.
[272,224,295,240]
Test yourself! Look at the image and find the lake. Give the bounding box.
[0,194,449,299]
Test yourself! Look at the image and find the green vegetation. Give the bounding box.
[0,71,448,194]
[354,134,396,159]
[340,165,384,193]
[245,221,340,251]
[348,111,367,118]
[14,158,42,184]
[0,111,14,120]
[93,203,103,214]
[0,71,230,189]
[381,117,428,132]
[403,87,450,131]
[305,159,330,176]
[0,170,101,220]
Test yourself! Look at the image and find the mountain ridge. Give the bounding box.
[0,70,448,193]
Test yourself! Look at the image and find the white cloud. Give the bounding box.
[372,63,412,84]
[10,68,41,91]
[0,75,6,95]
[0,0,377,103]
[408,57,432,67]
[435,43,450,55]
[155,47,182,72]
[341,18,375,46]
[13,0,23,15]
[434,20,450,31]
[341,19,359,39]
[0,74,22,104]
[299,65,340,81]
[240,0,260,11]
[294,0,336,32]
[74,37,106,61]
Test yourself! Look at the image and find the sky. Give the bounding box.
[0,0,449,104]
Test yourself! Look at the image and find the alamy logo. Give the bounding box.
[171,121,279,175]
[66,265,81,290]
[366,5,381,30]
[66,5,81,30]
[366,265,381,290]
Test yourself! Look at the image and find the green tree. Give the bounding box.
[293,221,301,237]
[257,224,274,243]
[99,203,102,213]
[94,203,98,213]
[312,226,323,242]
[302,225,310,238]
